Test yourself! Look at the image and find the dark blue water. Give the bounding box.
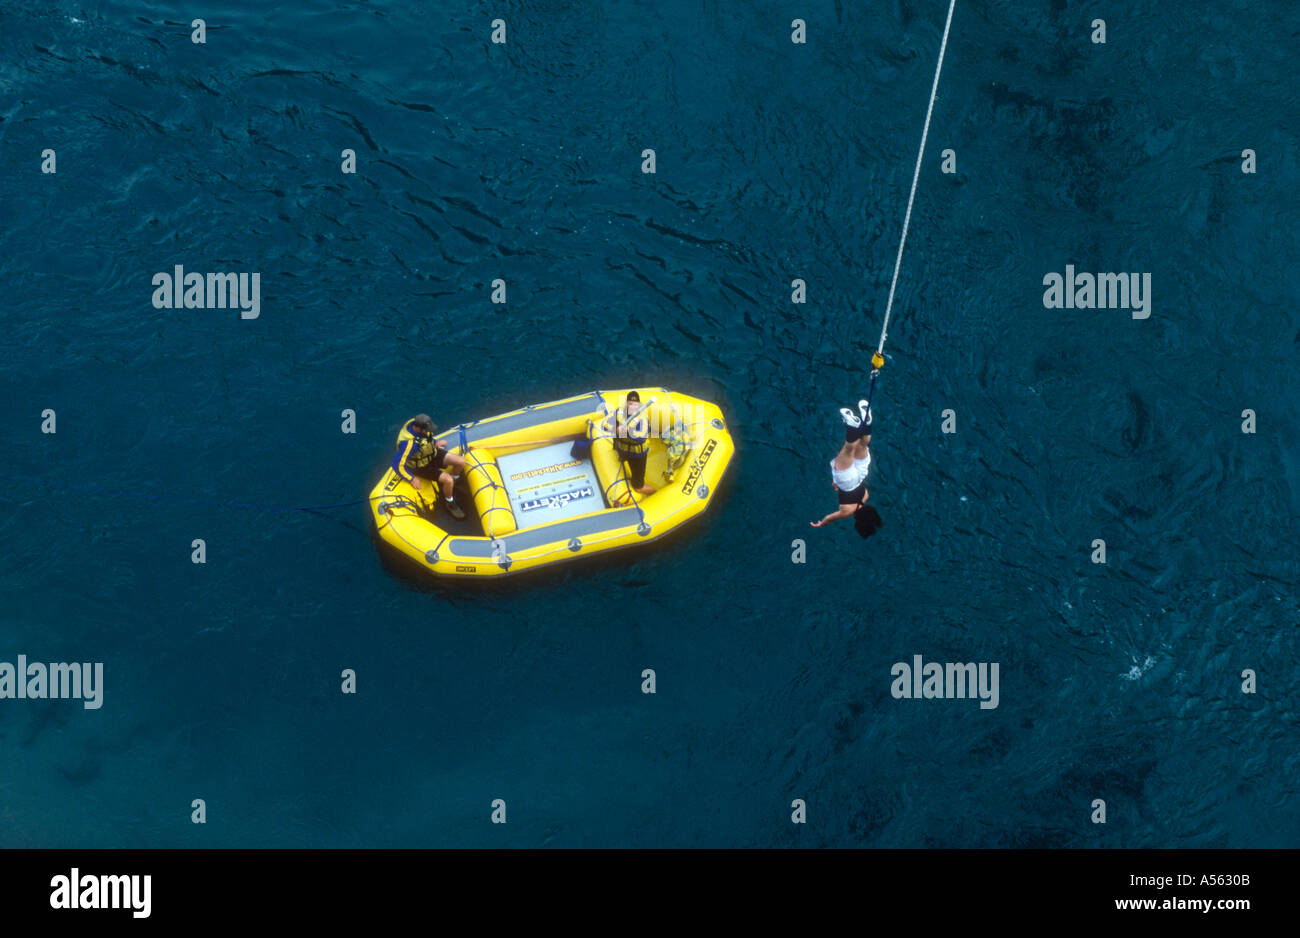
[1,1,1296,847]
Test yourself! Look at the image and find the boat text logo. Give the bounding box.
[680,439,717,494]
[520,486,595,512]
[510,459,581,482]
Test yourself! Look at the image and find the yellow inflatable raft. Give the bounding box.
[369,388,734,579]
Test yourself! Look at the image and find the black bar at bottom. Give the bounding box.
[0,848,1285,924]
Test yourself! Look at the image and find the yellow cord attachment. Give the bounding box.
[871,351,885,370]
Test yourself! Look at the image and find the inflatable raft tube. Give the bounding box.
[369,388,734,579]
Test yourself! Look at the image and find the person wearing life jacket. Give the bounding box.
[601,391,656,504]
[393,414,468,520]
[810,399,878,530]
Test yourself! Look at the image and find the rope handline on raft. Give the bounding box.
[867,0,958,410]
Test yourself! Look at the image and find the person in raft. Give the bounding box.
[601,391,657,504]
[810,399,879,531]
[393,414,467,519]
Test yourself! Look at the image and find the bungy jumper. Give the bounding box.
[369,389,734,579]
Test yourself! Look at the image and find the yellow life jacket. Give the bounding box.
[608,407,649,457]
[394,421,440,472]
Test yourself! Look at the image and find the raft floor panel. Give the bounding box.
[497,441,604,529]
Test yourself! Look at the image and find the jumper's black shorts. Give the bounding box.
[837,480,868,505]
[622,452,647,489]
